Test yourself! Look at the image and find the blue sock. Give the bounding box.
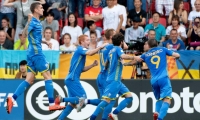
[102,119,107,120]
[158,102,170,119]
[155,100,163,113]
[90,115,97,120]
[102,100,116,119]
[58,105,73,120]
[63,97,79,104]
[12,81,30,100]
[88,99,101,106]
[45,80,54,104]
[158,118,162,120]
[91,100,109,119]
[113,97,133,115]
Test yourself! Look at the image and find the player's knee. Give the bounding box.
[102,98,110,103]
[124,92,132,98]
[126,97,133,103]
[163,97,171,104]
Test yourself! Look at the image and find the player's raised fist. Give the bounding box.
[92,60,98,66]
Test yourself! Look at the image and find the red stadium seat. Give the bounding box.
[148,17,167,27]
[150,0,156,13]
[65,18,84,29]
[184,2,190,13]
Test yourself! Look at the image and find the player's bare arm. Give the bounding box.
[86,43,108,56]
[172,52,180,59]
[82,60,98,72]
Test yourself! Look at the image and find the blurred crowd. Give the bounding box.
[0,0,200,52]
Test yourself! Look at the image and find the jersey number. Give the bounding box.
[150,55,160,69]
[100,53,105,66]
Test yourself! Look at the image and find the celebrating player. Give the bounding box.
[124,39,180,120]
[56,35,108,120]
[90,33,142,120]
[6,2,65,114]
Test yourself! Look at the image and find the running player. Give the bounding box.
[124,39,180,120]
[6,2,65,114]
[84,29,116,107]
[90,33,142,120]
[56,35,108,120]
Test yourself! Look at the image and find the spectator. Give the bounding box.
[114,0,127,33]
[168,0,188,25]
[90,0,106,7]
[84,0,103,33]
[84,21,101,40]
[14,31,29,50]
[127,0,146,12]
[190,28,200,50]
[61,13,83,45]
[144,12,166,43]
[163,29,185,51]
[46,0,67,20]
[125,17,144,43]
[15,60,27,79]
[117,0,127,7]
[102,0,123,33]
[187,17,200,50]
[69,0,85,18]
[147,29,156,40]
[191,0,196,11]
[42,27,59,51]
[0,0,15,28]
[3,0,46,41]
[0,30,13,50]
[155,0,174,16]
[89,31,98,49]
[188,0,200,28]
[166,15,187,41]
[41,12,59,40]
[127,0,146,27]
[97,30,106,47]
[60,33,76,52]
[0,17,15,42]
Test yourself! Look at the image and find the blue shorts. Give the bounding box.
[27,54,49,74]
[102,81,130,100]
[96,71,108,98]
[65,78,87,98]
[152,77,172,100]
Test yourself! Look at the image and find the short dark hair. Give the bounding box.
[87,21,95,29]
[152,12,160,17]
[68,13,78,27]
[63,33,71,40]
[46,11,54,18]
[147,39,157,48]
[170,29,177,33]
[90,30,97,37]
[112,33,124,46]
[44,27,53,33]
[172,15,180,24]
[19,60,27,66]
[30,2,41,13]
[148,29,156,34]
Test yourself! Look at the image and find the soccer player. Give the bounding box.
[124,39,180,120]
[56,35,108,120]
[90,33,142,120]
[6,2,65,114]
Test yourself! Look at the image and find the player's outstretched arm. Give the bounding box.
[82,60,98,72]
[172,52,180,59]
[123,60,137,66]
[120,54,143,61]
[86,43,108,56]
